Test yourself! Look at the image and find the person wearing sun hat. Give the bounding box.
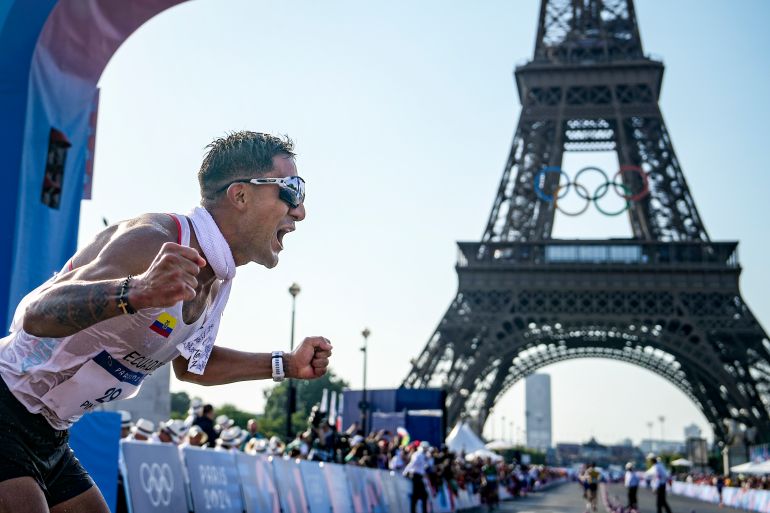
[158,419,188,445]
[244,437,268,455]
[625,461,639,510]
[188,426,209,447]
[127,418,155,442]
[215,426,246,452]
[117,410,132,439]
[180,425,209,449]
[184,398,204,428]
[266,436,284,455]
[214,414,234,436]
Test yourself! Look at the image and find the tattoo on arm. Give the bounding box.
[31,280,121,335]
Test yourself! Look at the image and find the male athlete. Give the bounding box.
[0,131,332,512]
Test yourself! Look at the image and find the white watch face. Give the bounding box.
[272,354,285,381]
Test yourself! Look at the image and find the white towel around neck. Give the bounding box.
[176,206,237,374]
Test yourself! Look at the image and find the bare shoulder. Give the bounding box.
[65,213,181,280]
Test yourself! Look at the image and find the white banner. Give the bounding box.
[671,482,770,513]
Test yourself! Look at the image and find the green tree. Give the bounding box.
[171,393,258,427]
[170,391,191,419]
[500,446,546,465]
[217,403,260,429]
[260,370,348,439]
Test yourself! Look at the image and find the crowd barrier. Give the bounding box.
[120,441,490,513]
[671,482,770,513]
[70,411,121,512]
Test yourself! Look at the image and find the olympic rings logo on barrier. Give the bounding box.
[140,462,173,507]
[533,165,649,216]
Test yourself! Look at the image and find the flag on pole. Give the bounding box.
[397,426,411,447]
[336,393,344,431]
[329,391,337,427]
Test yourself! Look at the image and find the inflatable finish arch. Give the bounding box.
[0,0,187,330]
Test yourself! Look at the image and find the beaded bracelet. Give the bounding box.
[117,275,137,315]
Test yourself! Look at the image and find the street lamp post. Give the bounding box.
[286,283,300,440]
[646,421,654,451]
[360,327,371,433]
[658,415,665,443]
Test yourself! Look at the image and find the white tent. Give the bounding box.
[670,458,693,467]
[446,421,486,454]
[466,448,504,463]
[730,461,770,475]
[485,440,512,451]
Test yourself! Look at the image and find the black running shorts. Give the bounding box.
[0,376,94,506]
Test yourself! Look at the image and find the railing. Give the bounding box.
[670,481,770,512]
[457,240,739,268]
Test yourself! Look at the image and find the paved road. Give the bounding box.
[480,482,745,513]
[603,483,739,513]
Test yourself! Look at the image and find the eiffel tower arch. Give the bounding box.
[403,0,770,443]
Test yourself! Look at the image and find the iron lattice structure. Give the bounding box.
[403,0,770,443]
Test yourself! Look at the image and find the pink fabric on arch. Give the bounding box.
[37,0,187,84]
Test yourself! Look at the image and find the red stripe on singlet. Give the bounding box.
[166,213,182,244]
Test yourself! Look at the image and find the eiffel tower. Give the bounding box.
[403,0,770,444]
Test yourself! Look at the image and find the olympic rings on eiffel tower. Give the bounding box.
[533,165,650,217]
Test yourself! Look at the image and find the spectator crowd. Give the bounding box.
[118,398,567,508]
[676,471,770,490]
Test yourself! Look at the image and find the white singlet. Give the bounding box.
[0,214,224,430]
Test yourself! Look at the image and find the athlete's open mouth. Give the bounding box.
[276,226,294,249]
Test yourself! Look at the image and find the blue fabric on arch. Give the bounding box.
[0,0,58,331]
[69,411,121,513]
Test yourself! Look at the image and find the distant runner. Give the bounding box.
[581,462,601,513]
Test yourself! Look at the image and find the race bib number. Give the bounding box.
[40,350,146,420]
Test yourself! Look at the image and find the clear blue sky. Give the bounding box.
[81,0,770,445]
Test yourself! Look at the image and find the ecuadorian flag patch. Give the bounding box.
[149,313,177,338]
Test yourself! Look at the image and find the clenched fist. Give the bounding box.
[129,242,207,310]
[288,337,333,379]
